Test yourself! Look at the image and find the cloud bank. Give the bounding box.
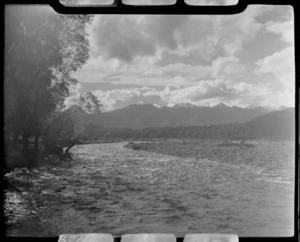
[70,5,294,111]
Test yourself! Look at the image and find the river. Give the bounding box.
[5,141,295,237]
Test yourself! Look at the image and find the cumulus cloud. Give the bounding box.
[254,47,295,90]
[79,5,277,81]
[69,5,294,110]
[90,15,192,63]
[92,87,164,111]
[74,53,245,87]
[83,77,292,111]
[89,8,264,64]
[145,15,190,49]
[210,6,265,56]
[92,16,156,62]
[211,56,244,78]
[162,79,270,106]
[162,80,226,104]
[264,19,294,44]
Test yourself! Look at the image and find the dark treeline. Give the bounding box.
[4,4,101,168]
[82,108,295,141]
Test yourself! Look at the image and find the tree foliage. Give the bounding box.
[53,92,102,153]
[4,4,94,156]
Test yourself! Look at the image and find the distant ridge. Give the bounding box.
[86,103,271,129]
[82,108,295,140]
[242,107,295,138]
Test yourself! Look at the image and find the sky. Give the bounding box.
[61,3,295,112]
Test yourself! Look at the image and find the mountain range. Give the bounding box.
[80,106,295,140]
[86,103,273,129]
[241,107,295,138]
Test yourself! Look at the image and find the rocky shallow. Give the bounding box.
[124,139,294,170]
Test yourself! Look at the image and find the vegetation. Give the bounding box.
[4,4,100,168]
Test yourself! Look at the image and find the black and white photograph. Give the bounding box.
[4,0,296,238]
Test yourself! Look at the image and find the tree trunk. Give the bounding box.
[4,131,10,147]
[12,131,19,147]
[22,132,30,152]
[65,143,75,153]
[34,134,40,150]
[65,137,80,153]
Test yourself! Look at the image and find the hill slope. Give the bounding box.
[90,103,269,129]
[243,108,295,138]
[82,108,295,140]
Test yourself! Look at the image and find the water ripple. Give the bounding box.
[6,141,295,237]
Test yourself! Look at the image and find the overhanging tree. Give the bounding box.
[42,92,102,157]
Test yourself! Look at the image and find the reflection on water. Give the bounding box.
[6,141,294,237]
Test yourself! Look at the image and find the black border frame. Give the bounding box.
[1,0,299,241]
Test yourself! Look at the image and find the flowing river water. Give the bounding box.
[5,141,295,237]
